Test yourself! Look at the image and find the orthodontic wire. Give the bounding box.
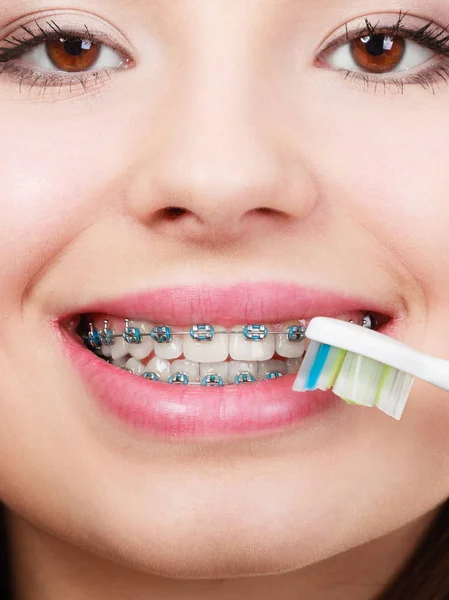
[82,317,372,346]
[81,317,373,386]
[83,321,310,344]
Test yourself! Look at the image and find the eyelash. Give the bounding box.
[1,13,449,96]
[0,20,127,94]
[322,11,449,94]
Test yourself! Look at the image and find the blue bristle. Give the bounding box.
[306,343,332,390]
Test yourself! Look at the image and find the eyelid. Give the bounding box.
[0,12,137,97]
[0,10,136,65]
[23,41,126,73]
[316,12,444,57]
[320,26,419,59]
[1,31,131,68]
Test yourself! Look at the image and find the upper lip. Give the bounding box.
[58,282,401,327]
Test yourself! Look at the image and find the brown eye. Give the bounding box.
[351,34,405,74]
[45,38,100,72]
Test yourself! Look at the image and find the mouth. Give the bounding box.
[75,312,382,386]
[57,282,398,438]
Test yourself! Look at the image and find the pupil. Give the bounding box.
[63,40,84,56]
[364,34,387,57]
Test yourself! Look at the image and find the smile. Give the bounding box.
[78,314,376,386]
[58,282,399,437]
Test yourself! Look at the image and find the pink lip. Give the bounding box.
[58,282,400,438]
[61,282,397,326]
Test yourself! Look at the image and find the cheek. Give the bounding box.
[319,105,449,294]
[0,114,125,300]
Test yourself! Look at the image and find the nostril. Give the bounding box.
[152,206,190,223]
[254,207,279,214]
[165,206,188,220]
[248,207,291,221]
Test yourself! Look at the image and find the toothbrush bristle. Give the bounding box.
[375,368,415,420]
[293,341,415,420]
[316,346,346,390]
[308,343,332,389]
[293,340,321,391]
[333,352,386,407]
[293,342,344,392]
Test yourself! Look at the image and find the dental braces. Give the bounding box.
[121,368,284,387]
[84,314,375,387]
[83,315,374,351]
[83,320,308,350]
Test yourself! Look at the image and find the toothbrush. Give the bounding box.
[292,317,449,420]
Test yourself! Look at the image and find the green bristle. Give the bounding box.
[332,352,387,407]
[293,334,416,420]
[375,368,415,420]
[341,398,360,405]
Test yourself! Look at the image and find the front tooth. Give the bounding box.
[124,358,146,375]
[258,360,288,379]
[286,357,303,374]
[127,320,155,359]
[230,325,275,361]
[228,361,258,381]
[200,362,230,384]
[129,338,154,359]
[145,356,171,382]
[172,359,200,382]
[276,321,306,359]
[154,333,183,360]
[183,325,229,362]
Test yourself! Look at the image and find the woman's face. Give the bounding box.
[1,0,449,582]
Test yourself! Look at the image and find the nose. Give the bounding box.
[126,33,319,246]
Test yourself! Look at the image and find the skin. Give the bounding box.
[1,0,449,598]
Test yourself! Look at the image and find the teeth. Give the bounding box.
[112,356,128,368]
[101,344,113,358]
[127,320,155,359]
[124,358,146,376]
[110,337,129,360]
[276,321,306,359]
[258,360,288,379]
[171,359,200,383]
[183,325,229,362]
[145,356,171,382]
[200,362,230,384]
[230,325,275,361]
[129,338,155,359]
[228,361,259,381]
[154,334,183,360]
[286,357,303,374]
[86,313,375,385]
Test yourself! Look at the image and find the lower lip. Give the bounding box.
[60,329,340,438]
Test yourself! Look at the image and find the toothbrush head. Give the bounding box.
[292,318,415,420]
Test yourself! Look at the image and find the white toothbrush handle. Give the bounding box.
[392,347,449,392]
[306,318,449,393]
